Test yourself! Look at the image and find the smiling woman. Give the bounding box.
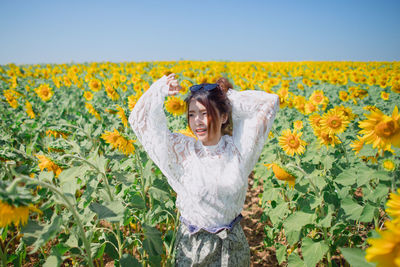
[129,73,279,266]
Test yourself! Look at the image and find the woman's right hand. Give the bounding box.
[166,73,182,96]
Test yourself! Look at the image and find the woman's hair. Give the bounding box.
[184,77,234,136]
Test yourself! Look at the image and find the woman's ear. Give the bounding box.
[221,113,228,124]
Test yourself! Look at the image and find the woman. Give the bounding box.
[129,73,279,266]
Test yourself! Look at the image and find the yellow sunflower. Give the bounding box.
[4,89,19,108]
[85,102,101,120]
[386,188,400,222]
[105,85,120,101]
[116,105,128,128]
[382,159,396,172]
[35,154,62,177]
[34,83,53,101]
[339,91,349,102]
[365,220,400,266]
[278,129,307,156]
[165,96,186,116]
[83,91,93,101]
[320,108,350,136]
[381,91,390,101]
[89,78,102,92]
[304,101,318,115]
[264,163,297,188]
[101,129,136,155]
[128,94,140,110]
[358,106,400,152]
[309,113,322,131]
[332,105,357,121]
[0,201,41,227]
[25,100,35,119]
[176,127,197,139]
[314,129,342,148]
[293,120,303,130]
[309,90,329,109]
[350,135,365,155]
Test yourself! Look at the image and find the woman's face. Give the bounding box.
[188,100,227,146]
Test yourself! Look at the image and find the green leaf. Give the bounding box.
[284,211,315,232]
[89,201,125,223]
[130,193,146,210]
[58,166,86,196]
[268,202,289,225]
[340,247,375,267]
[335,169,357,186]
[21,213,62,254]
[142,224,163,257]
[302,238,329,267]
[119,254,141,267]
[341,198,363,221]
[43,255,61,267]
[359,205,376,223]
[262,187,281,202]
[288,252,306,267]
[275,244,287,265]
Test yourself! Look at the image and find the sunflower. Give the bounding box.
[264,163,297,188]
[101,129,136,155]
[304,101,318,115]
[293,120,303,130]
[0,201,41,227]
[165,96,186,116]
[365,220,400,266]
[320,108,350,136]
[176,127,197,139]
[314,129,342,148]
[381,91,390,101]
[83,91,93,101]
[309,90,329,109]
[35,154,62,177]
[85,102,101,120]
[391,82,400,93]
[128,94,140,110]
[293,95,306,114]
[358,106,400,152]
[386,188,400,222]
[339,91,349,102]
[105,85,119,101]
[89,78,102,92]
[4,89,19,108]
[46,129,70,139]
[25,100,35,119]
[278,129,307,156]
[116,105,128,128]
[309,113,322,131]
[349,135,365,155]
[34,83,53,101]
[332,105,357,121]
[382,159,396,172]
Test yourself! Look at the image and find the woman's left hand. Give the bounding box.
[166,73,182,96]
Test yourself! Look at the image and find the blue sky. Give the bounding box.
[0,0,399,64]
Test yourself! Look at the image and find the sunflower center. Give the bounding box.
[375,119,396,138]
[327,116,342,129]
[287,135,300,148]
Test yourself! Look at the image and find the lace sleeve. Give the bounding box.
[227,89,280,177]
[128,75,192,193]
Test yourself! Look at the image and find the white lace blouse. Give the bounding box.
[128,75,279,228]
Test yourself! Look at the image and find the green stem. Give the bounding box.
[12,175,95,267]
[134,153,147,210]
[338,137,350,166]
[286,162,320,197]
[0,243,7,267]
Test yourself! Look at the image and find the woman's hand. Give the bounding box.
[166,73,182,96]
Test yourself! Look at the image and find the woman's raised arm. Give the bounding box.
[128,74,192,193]
[227,88,280,177]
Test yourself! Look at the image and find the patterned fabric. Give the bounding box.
[129,75,280,229]
[180,214,243,234]
[174,221,250,266]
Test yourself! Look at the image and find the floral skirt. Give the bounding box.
[174,221,250,266]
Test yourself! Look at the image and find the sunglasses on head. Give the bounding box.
[189,83,220,92]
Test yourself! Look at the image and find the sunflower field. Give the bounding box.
[0,61,399,267]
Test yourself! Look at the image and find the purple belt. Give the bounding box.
[179,213,243,234]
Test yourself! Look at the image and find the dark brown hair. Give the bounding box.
[185,77,234,136]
